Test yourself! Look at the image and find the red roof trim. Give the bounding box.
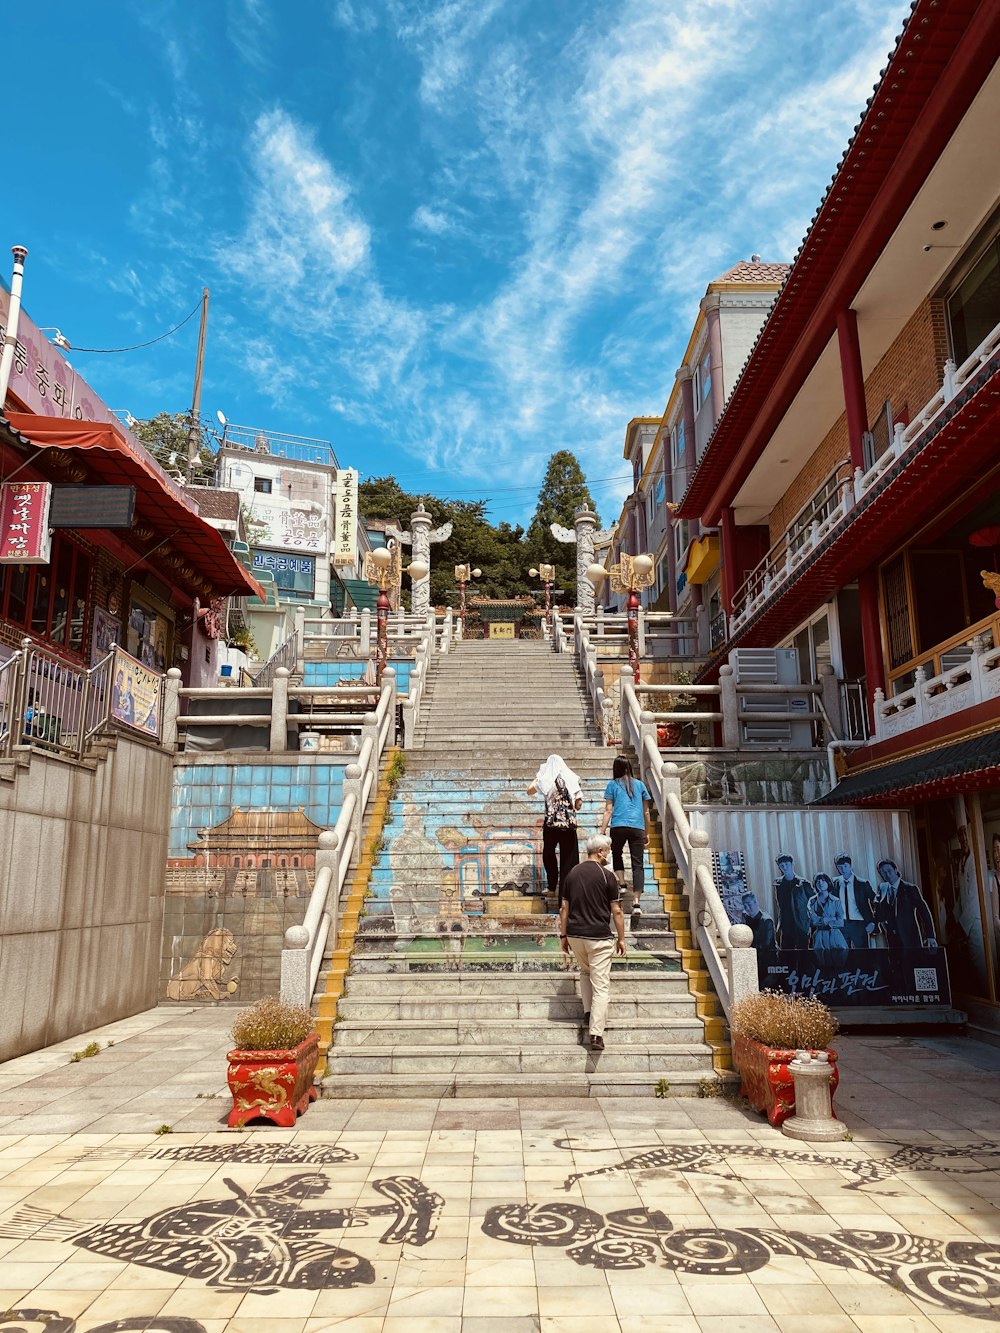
[678,0,1000,525]
[5,413,265,600]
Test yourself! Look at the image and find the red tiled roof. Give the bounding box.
[713,262,790,284]
[186,487,240,522]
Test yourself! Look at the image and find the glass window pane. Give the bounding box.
[949,239,1000,365]
[49,541,73,646]
[68,548,91,655]
[31,570,51,636]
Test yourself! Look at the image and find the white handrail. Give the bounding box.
[618,673,758,1020]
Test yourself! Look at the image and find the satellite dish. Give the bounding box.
[216,410,227,427]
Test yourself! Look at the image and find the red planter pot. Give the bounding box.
[226,1032,320,1128]
[731,1032,839,1127]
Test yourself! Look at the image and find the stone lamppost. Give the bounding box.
[551,503,613,614]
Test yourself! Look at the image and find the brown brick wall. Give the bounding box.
[768,297,950,546]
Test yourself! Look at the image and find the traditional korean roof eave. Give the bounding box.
[676,0,1000,526]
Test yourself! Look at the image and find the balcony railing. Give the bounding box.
[729,312,1000,634]
[873,624,1000,742]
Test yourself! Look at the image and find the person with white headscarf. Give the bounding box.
[528,754,583,900]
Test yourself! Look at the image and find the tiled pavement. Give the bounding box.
[1,1006,999,1330]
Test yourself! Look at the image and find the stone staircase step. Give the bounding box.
[317,639,726,1098]
[325,1042,715,1075]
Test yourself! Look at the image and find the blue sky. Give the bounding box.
[7,0,906,527]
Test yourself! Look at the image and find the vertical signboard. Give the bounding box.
[334,468,358,567]
[0,481,52,563]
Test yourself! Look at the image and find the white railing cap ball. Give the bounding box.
[728,923,754,948]
[690,829,709,847]
[284,924,309,948]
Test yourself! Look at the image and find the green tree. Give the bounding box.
[131,412,216,485]
[359,477,528,607]
[524,450,599,605]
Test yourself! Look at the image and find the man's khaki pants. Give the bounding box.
[568,936,614,1038]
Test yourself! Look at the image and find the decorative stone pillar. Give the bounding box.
[551,503,606,613]
[387,503,453,617]
[781,1051,848,1141]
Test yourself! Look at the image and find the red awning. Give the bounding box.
[5,413,265,600]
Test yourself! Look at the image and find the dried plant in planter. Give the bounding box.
[730,990,839,1051]
[227,997,319,1128]
[230,996,314,1052]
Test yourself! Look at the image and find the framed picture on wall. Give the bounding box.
[91,605,121,666]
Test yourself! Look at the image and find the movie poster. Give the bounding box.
[110,647,162,739]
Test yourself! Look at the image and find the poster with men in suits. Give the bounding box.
[711,842,950,1008]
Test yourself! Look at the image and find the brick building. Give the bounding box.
[676,0,1000,1028]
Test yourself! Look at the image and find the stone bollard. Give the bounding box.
[781,1050,848,1142]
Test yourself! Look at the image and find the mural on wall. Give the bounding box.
[163,761,351,1002]
[365,773,677,973]
[164,927,239,1000]
[3,1139,1000,1321]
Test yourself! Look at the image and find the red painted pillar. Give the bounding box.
[836,308,867,471]
[837,307,883,722]
[719,505,737,615]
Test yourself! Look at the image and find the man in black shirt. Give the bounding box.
[558,834,626,1052]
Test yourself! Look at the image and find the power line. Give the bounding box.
[68,298,203,354]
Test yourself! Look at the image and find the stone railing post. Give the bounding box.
[163,668,182,750]
[359,608,372,657]
[280,923,310,1007]
[382,668,398,747]
[872,687,886,740]
[270,667,290,752]
[343,762,364,848]
[719,664,739,749]
[688,827,712,926]
[726,922,760,1008]
[637,606,646,657]
[294,605,306,677]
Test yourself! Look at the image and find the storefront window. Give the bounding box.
[976,790,1000,1000]
[0,535,92,657]
[926,796,991,999]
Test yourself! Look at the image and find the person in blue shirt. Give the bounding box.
[599,756,651,917]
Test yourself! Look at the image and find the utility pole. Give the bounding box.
[186,287,210,483]
[0,245,28,409]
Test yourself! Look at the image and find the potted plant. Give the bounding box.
[652,670,697,747]
[728,990,840,1127]
[226,996,320,1128]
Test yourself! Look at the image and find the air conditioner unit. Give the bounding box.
[729,647,812,748]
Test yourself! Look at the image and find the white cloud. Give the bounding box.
[222,109,371,287]
[412,205,452,236]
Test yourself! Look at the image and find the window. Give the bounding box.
[673,519,690,568]
[254,476,272,494]
[670,419,686,471]
[699,349,712,404]
[0,534,92,657]
[948,231,1000,365]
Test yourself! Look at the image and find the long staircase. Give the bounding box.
[319,640,728,1097]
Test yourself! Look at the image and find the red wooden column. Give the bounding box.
[836,307,884,714]
[720,505,737,615]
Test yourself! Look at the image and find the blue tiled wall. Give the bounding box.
[169,762,347,857]
[304,660,414,692]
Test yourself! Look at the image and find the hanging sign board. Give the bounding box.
[49,485,136,528]
[0,481,52,563]
[334,468,358,567]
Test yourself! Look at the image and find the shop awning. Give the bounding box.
[4,413,264,600]
[342,578,379,611]
[684,535,720,585]
[816,729,1000,806]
